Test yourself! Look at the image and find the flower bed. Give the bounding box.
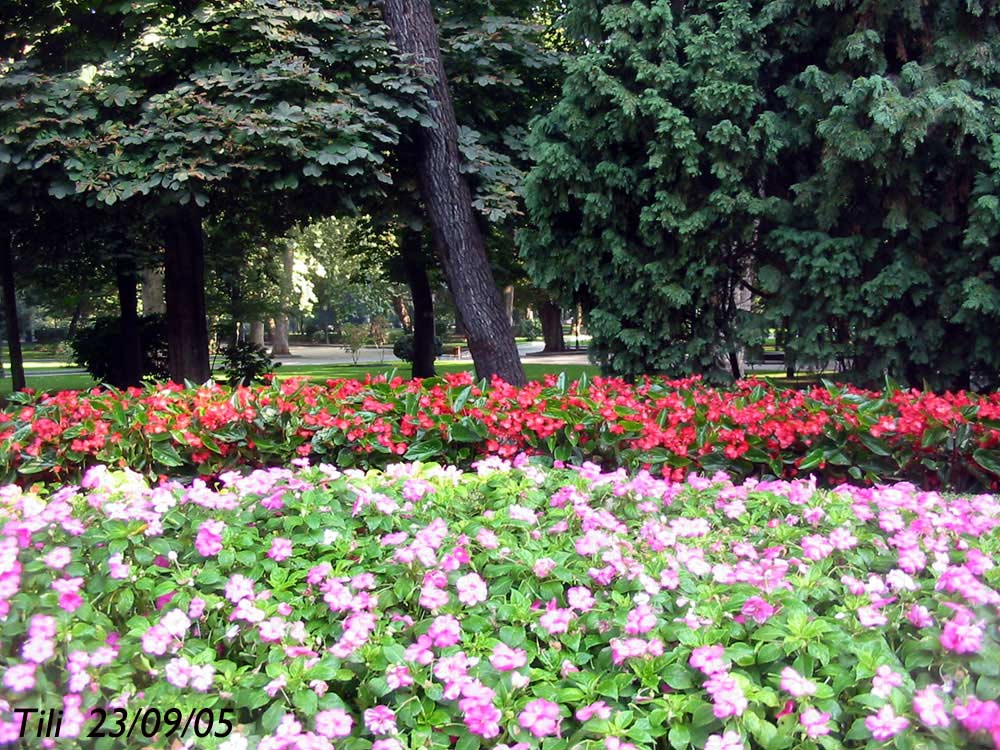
[3,374,1000,491]
[2,459,999,748]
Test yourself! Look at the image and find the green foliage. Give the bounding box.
[516,316,542,341]
[339,323,369,365]
[0,1,428,209]
[522,0,1000,390]
[218,342,279,387]
[392,333,444,363]
[69,314,169,387]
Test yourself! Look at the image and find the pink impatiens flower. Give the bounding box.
[740,596,775,624]
[779,667,816,698]
[518,699,562,737]
[315,708,354,738]
[800,708,831,738]
[689,645,727,675]
[704,731,744,750]
[913,686,950,728]
[490,643,528,672]
[455,572,488,606]
[364,706,397,735]
[871,665,903,698]
[268,537,293,562]
[43,547,72,570]
[865,705,909,741]
[195,519,225,556]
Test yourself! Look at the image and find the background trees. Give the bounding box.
[521,0,1000,390]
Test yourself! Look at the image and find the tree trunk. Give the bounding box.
[140,266,166,315]
[163,204,211,383]
[392,294,414,333]
[270,316,290,357]
[270,242,294,356]
[539,300,567,353]
[572,303,583,340]
[401,229,436,378]
[380,0,525,386]
[250,321,265,347]
[0,229,26,391]
[67,300,83,341]
[115,255,143,387]
[503,285,514,327]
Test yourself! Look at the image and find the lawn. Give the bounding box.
[0,361,599,398]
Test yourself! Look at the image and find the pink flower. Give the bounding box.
[2,663,36,692]
[865,705,909,741]
[907,604,934,628]
[690,645,727,675]
[141,625,173,656]
[780,667,816,698]
[518,699,562,738]
[428,615,462,648]
[533,558,556,577]
[44,546,72,570]
[857,605,888,628]
[740,596,775,624]
[871,665,903,698]
[940,612,984,654]
[624,604,657,634]
[538,603,575,635]
[456,573,488,606]
[165,657,193,688]
[225,575,256,603]
[315,709,354,738]
[108,553,130,579]
[386,664,412,690]
[576,701,612,722]
[705,731,744,750]
[373,741,403,750]
[800,708,831,738]
[195,519,225,556]
[268,537,293,562]
[364,706,397,735]
[567,586,595,611]
[491,643,528,672]
[913,686,950,728]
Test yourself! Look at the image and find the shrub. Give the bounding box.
[1,462,998,749]
[218,342,280,386]
[2,375,1000,490]
[340,323,368,365]
[69,314,169,386]
[391,334,444,363]
[516,317,542,342]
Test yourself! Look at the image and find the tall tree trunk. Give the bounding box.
[0,229,25,391]
[270,317,289,357]
[115,255,143,387]
[401,229,436,378]
[141,266,166,315]
[392,294,414,333]
[503,285,514,327]
[250,321,265,347]
[380,0,525,386]
[539,300,566,353]
[270,243,294,356]
[571,303,583,340]
[163,204,210,383]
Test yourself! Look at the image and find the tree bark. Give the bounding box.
[250,321,265,347]
[141,266,166,315]
[270,242,294,356]
[0,229,26,391]
[571,303,583,340]
[163,204,211,383]
[392,294,413,333]
[401,229,436,378]
[115,255,143,387]
[539,300,567,353]
[380,0,525,386]
[503,285,514,327]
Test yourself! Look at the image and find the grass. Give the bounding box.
[0,362,600,399]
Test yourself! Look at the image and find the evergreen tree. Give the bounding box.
[522,0,1000,389]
